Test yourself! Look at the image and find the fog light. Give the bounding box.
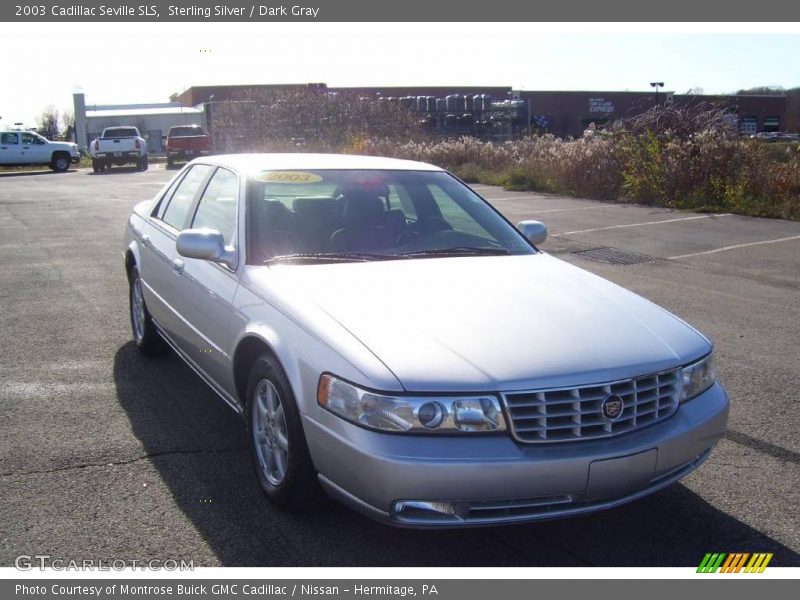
[417,401,445,429]
[392,500,460,522]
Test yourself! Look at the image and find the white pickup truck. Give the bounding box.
[0,130,79,171]
[89,126,148,172]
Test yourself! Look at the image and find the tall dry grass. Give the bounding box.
[344,106,800,220]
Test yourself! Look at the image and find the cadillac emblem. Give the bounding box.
[601,395,624,421]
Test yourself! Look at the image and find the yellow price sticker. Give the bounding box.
[255,171,323,184]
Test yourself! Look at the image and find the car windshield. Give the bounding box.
[170,126,206,137]
[102,128,138,138]
[247,169,535,264]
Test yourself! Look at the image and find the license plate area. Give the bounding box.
[584,449,657,501]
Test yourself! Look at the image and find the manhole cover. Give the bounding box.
[571,247,661,265]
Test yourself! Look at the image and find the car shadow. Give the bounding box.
[88,166,146,176]
[0,168,78,178]
[113,341,800,567]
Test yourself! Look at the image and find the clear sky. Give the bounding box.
[1,23,799,128]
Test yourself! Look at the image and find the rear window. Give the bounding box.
[102,128,138,139]
[169,126,206,137]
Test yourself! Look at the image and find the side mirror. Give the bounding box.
[517,220,548,245]
[176,229,236,269]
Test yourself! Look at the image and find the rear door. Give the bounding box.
[169,166,241,390]
[0,132,22,164]
[138,163,214,343]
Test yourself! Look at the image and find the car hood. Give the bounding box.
[260,254,711,392]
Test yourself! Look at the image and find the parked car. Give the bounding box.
[0,130,79,171]
[90,126,148,172]
[123,154,729,527]
[751,131,799,142]
[166,125,211,168]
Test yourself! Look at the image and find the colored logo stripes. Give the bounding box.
[697,552,773,573]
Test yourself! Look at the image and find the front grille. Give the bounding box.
[502,369,681,443]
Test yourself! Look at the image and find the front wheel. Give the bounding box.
[246,354,322,511]
[129,266,166,355]
[50,153,70,172]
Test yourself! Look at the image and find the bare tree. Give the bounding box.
[210,87,422,152]
[37,105,61,139]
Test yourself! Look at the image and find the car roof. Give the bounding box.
[194,153,444,175]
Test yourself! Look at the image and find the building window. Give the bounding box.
[763,117,780,133]
[739,117,758,136]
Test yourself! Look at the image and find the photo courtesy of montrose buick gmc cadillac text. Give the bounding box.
[123,153,728,527]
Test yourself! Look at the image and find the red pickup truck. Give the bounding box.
[166,125,211,167]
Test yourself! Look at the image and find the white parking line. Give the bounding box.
[483,195,551,202]
[670,235,800,259]
[530,205,625,214]
[554,214,732,236]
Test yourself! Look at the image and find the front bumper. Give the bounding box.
[303,383,729,527]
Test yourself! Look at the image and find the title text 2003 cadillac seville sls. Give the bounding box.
[123,153,728,526]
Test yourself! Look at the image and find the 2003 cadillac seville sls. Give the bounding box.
[123,154,729,526]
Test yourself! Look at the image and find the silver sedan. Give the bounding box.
[123,153,728,527]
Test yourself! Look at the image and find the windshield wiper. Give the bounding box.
[265,252,399,264]
[399,246,510,257]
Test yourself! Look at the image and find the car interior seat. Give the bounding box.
[251,199,297,261]
[292,197,343,253]
[329,190,406,252]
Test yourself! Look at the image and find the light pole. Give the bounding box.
[650,82,664,106]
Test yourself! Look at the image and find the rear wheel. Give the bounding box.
[129,266,166,355]
[246,354,322,511]
[138,155,149,171]
[92,159,102,173]
[50,152,70,172]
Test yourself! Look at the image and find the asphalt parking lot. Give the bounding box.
[1,166,798,567]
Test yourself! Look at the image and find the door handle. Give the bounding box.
[22,146,30,150]
[172,258,185,275]
[0,146,7,150]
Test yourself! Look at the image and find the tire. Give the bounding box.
[138,155,149,171]
[246,354,322,511]
[50,152,70,172]
[167,157,174,169]
[92,159,101,174]
[129,266,167,355]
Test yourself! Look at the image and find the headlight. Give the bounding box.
[680,353,717,402]
[317,374,506,434]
